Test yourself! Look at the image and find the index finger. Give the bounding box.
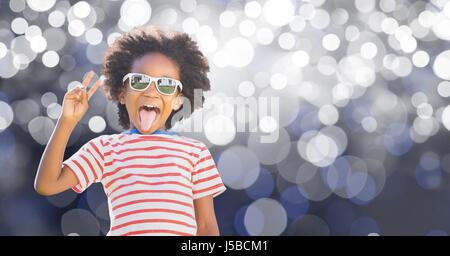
[82,71,95,89]
[87,75,104,100]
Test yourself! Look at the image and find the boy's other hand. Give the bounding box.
[60,70,103,125]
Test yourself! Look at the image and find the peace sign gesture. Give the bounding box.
[60,70,103,125]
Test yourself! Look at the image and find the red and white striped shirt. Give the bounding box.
[62,133,226,236]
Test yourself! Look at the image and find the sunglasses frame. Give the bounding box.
[122,72,183,95]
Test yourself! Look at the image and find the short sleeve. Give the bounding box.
[62,136,105,193]
[192,144,226,200]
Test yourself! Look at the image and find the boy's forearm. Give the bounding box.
[34,118,76,192]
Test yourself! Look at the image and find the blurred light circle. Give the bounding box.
[120,0,152,27]
[416,164,442,190]
[384,123,413,156]
[61,208,100,236]
[417,103,433,119]
[361,116,377,132]
[245,1,262,19]
[278,32,296,50]
[198,34,217,53]
[238,81,255,97]
[73,1,91,19]
[245,168,275,200]
[292,50,309,67]
[218,146,260,189]
[248,127,290,165]
[412,50,429,67]
[224,37,254,68]
[298,132,339,167]
[244,198,287,235]
[253,71,270,88]
[360,42,378,59]
[298,3,316,20]
[263,0,294,26]
[42,28,66,52]
[180,0,196,13]
[219,11,236,28]
[204,115,235,145]
[46,190,77,208]
[46,103,62,119]
[9,0,26,12]
[345,25,360,41]
[107,32,122,46]
[106,101,122,132]
[86,42,107,64]
[437,81,450,97]
[155,8,178,26]
[289,16,306,33]
[0,101,14,131]
[331,8,349,25]
[13,54,30,70]
[0,43,7,59]
[48,10,66,28]
[380,0,396,12]
[25,25,42,41]
[182,17,199,34]
[381,17,398,35]
[28,116,55,145]
[351,216,380,236]
[256,27,274,45]
[0,52,18,78]
[11,18,28,35]
[288,215,330,236]
[41,92,57,107]
[322,34,340,51]
[68,20,86,37]
[60,55,76,71]
[213,50,228,68]
[42,50,59,68]
[26,0,56,12]
[400,36,417,53]
[85,28,103,45]
[270,73,287,90]
[280,186,309,219]
[318,105,339,126]
[355,0,375,13]
[239,20,256,37]
[310,9,330,29]
[259,116,278,133]
[12,99,40,125]
[317,56,337,76]
[30,35,47,53]
[88,116,106,133]
[442,105,450,131]
[391,56,412,77]
[433,50,450,80]
[411,92,427,107]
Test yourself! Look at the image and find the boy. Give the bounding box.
[34,26,226,236]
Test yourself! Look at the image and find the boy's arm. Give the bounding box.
[194,195,220,236]
[34,71,101,196]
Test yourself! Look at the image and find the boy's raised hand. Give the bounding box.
[60,70,103,125]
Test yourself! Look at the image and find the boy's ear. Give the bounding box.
[118,89,126,105]
[172,94,183,111]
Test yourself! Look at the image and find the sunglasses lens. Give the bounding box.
[130,74,150,90]
[157,78,177,94]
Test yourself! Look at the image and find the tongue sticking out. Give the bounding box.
[139,108,157,131]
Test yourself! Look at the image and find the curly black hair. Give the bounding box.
[102,26,210,130]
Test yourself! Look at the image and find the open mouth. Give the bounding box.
[138,104,161,132]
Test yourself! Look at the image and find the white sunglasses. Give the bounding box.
[122,72,183,95]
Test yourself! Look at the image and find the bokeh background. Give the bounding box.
[1,0,450,236]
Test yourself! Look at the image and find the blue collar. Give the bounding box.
[122,128,177,135]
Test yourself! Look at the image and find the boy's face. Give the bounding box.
[119,52,183,134]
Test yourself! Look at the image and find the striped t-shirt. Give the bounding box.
[62,131,226,236]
